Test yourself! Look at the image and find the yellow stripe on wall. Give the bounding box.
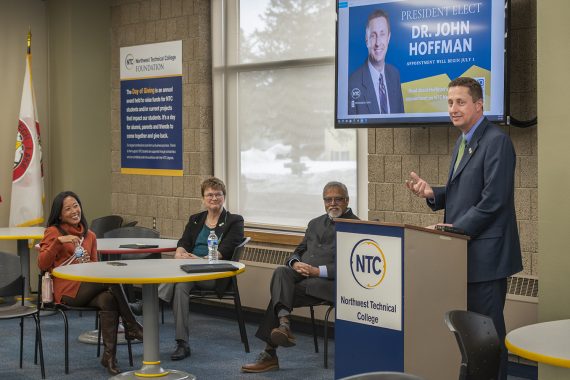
[121,168,183,176]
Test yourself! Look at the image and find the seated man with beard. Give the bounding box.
[241,181,358,373]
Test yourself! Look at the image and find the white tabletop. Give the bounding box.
[96,237,178,254]
[505,319,570,368]
[52,259,245,284]
[0,226,45,239]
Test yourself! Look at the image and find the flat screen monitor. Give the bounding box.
[335,0,508,127]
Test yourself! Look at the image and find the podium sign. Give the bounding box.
[335,219,467,379]
[337,232,402,331]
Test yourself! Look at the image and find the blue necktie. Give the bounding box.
[379,74,388,114]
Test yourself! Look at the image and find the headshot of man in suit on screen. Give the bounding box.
[348,9,404,115]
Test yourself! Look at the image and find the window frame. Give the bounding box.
[211,0,368,229]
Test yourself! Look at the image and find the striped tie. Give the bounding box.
[379,74,388,114]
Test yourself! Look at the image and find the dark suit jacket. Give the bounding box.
[429,118,522,283]
[287,209,359,302]
[178,209,244,296]
[348,61,404,115]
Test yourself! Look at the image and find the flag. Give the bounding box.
[10,32,44,227]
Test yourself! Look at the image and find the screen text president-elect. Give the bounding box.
[348,9,404,115]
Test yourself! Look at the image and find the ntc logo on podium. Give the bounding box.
[349,238,386,289]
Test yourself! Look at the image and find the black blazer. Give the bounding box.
[178,208,244,261]
[178,209,245,297]
[287,208,359,302]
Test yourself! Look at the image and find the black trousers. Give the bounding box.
[255,266,325,344]
[467,278,508,380]
[61,282,119,311]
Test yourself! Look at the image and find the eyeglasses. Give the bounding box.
[323,197,346,204]
[204,192,224,199]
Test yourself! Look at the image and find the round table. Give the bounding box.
[53,259,245,380]
[78,238,179,345]
[97,238,179,257]
[0,227,45,298]
[505,319,570,368]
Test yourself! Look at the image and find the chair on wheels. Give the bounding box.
[0,252,45,379]
[36,273,134,374]
[90,215,124,238]
[339,371,424,380]
[308,300,335,368]
[186,237,251,352]
[444,310,500,380]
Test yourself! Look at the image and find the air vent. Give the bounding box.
[242,245,294,265]
[507,274,538,302]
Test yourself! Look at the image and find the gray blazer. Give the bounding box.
[287,209,359,302]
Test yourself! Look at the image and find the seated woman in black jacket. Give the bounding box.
[158,177,244,360]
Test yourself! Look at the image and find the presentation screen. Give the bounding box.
[336,0,508,127]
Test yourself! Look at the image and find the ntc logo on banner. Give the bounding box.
[350,238,386,289]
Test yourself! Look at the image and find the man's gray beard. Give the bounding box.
[327,209,343,219]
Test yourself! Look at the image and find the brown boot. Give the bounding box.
[110,285,143,341]
[100,311,121,375]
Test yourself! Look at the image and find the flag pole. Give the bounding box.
[27,27,31,54]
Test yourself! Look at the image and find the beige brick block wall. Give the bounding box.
[367,0,538,275]
[110,0,538,278]
[110,0,212,238]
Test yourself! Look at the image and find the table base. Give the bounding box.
[79,329,141,345]
[111,367,196,380]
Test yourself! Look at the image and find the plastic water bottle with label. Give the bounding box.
[207,230,218,263]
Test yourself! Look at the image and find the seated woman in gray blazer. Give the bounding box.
[159,177,244,360]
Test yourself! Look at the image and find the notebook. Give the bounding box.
[118,244,159,249]
[180,263,239,273]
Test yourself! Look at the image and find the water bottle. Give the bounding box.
[207,230,219,263]
[74,245,86,263]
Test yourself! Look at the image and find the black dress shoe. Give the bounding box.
[171,340,191,361]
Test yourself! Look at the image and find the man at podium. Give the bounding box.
[405,77,522,380]
[241,181,358,373]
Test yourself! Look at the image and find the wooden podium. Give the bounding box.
[334,219,468,379]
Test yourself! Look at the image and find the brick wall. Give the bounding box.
[367,0,538,275]
[110,0,213,239]
[110,0,538,275]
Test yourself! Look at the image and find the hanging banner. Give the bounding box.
[120,41,183,176]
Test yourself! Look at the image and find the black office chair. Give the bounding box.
[103,226,160,259]
[186,237,251,352]
[339,371,424,380]
[103,226,161,302]
[36,273,134,374]
[122,220,138,227]
[90,215,124,238]
[0,252,45,379]
[308,300,335,368]
[444,310,500,380]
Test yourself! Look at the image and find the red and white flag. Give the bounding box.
[10,39,44,227]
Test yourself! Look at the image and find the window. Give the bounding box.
[212,0,365,227]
